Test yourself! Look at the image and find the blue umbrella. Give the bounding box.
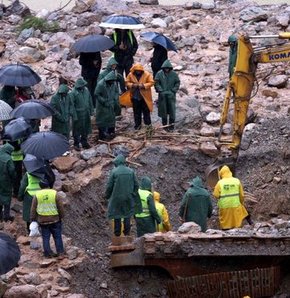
[0,64,41,87]
[0,232,21,275]
[1,117,32,141]
[23,154,45,174]
[73,34,114,53]
[99,15,144,30]
[0,100,13,121]
[140,32,178,52]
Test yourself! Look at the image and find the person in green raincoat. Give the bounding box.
[155,59,180,131]
[95,71,120,141]
[0,143,16,222]
[0,85,16,109]
[50,84,76,139]
[70,78,94,150]
[135,176,161,237]
[105,154,140,237]
[179,176,213,232]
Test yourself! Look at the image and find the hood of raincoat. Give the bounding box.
[106,57,118,69]
[104,71,117,82]
[140,176,152,191]
[58,84,69,94]
[0,143,14,155]
[190,176,203,188]
[228,35,238,43]
[153,191,160,202]
[75,78,87,88]
[130,63,144,73]
[161,59,173,69]
[219,165,233,179]
[113,154,125,166]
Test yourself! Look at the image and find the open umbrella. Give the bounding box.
[23,153,45,173]
[10,100,54,119]
[73,34,114,53]
[0,100,13,121]
[99,15,145,30]
[0,232,21,275]
[21,131,69,160]
[1,117,32,141]
[140,32,178,52]
[0,64,41,87]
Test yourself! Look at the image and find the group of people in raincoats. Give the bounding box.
[106,154,250,238]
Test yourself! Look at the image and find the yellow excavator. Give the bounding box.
[205,32,290,188]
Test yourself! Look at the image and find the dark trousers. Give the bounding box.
[40,221,64,256]
[132,97,151,129]
[116,60,133,78]
[73,135,89,147]
[114,217,131,237]
[0,203,11,221]
[13,160,23,197]
[98,127,115,140]
[84,77,97,107]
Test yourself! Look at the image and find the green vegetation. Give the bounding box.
[17,16,59,33]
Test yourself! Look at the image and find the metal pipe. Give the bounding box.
[249,35,279,39]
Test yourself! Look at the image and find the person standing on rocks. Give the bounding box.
[50,84,76,139]
[151,43,168,78]
[213,165,248,230]
[0,143,16,223]
[155,59,180,131]
[179,176,212,232]
[135,176,161,237]
[95,71,119,141]
[153,191,171,233]
[79,51,102,107]
[110,29,138,77]
[125,63,154,130]
[70,78,94,150]
[30,179,65,258]
[105,154,140,237]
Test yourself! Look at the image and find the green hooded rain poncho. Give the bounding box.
[154,60,180,120]
[50,84,76,138]
[135,176,161,237]
[105,154,140,220]
[95,71,120,128]
[0,144,16,205]
[179,176,213,232]
[70,78,94,137]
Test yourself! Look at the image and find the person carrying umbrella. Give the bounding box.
[50,84,76,139]
[0,143,16,223]
[0,85,16,109]
[110,29,138,77]
[95,71,119,141]
[151,43,168,78]
[155,59,180,131]
[125,63,154,130]
[70,78,94,150]
[79,51,102,107]
[30,179,65,258]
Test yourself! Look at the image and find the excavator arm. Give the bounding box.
[206,32,290,188]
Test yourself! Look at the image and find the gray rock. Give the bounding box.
[176,99,202,129]
[24,272,42,285]
[4,285,41,298]
[276,13,290,27]
[240,123,256,150]
[48,32,74,48]
[17,28,34,44]
[240,6,268,22]
[151,18,167,28]
[112,145,129,157]
[205,112,220,124]
[192,2,202,9]
[178,222,201,233]
[91,0,128,14]
[139,0,159,4]
[201,3,215,10]
[80,148,98,161]
[268,75,288,88]
[94,144,110,156]
[12,46,45,63]
[199,142,219,157]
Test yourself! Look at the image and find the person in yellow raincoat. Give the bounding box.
[213,165,248,230]
[153,191,171,232]
[125,63,154,130]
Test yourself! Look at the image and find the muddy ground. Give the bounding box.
[62,115,290,297]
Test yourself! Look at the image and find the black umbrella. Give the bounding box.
[0,64,41,87]
[23,153,45,173]
[99,15,145,29]
[73,34,115,53]
[10,100,54,119]
[0,232,21,275]
[0,100,13,121]
[21,131,69,160]
[140,32,178,52]
[1,117,32,141]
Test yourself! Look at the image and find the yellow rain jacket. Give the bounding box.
[213,166,248,229]
[153,191,171,232]
[124,63,154,111]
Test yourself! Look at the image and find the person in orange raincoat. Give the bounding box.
[125,63,154,130]
[153,191,171,233]
[213,165,248,230]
